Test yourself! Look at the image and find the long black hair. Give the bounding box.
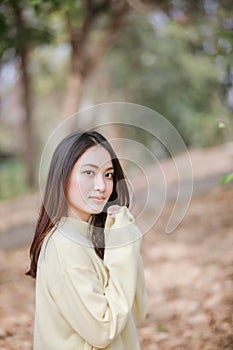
[26,131,129,278]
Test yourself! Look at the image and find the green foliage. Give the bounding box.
[103,9,232,147]
[0,159,28,199]
[0,0,54,61]
[220,172,233,185]
[157,323,168,333]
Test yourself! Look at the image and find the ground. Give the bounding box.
[139,186,233,350]
[0,145,233,349]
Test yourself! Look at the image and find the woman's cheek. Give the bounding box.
[77,176,93,194]
[107,181,114,198]
[68,176,84,198]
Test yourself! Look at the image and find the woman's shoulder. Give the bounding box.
[53,217,92,254]
[41,219,94,269]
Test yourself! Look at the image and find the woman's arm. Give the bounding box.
[55,207,144,348]
[133,254,147,325]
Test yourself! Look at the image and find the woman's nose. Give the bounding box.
[94,173,106,192]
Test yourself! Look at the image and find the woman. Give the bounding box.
[27,130,147,350]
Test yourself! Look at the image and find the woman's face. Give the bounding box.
[66,145,114,221]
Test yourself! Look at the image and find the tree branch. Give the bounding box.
[84,1,129,77]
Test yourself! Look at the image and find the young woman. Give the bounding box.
[27,130,147,350]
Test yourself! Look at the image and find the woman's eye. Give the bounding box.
[105,172,114,179]
[84,170,94,176]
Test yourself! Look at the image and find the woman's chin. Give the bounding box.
[89,205,106,215]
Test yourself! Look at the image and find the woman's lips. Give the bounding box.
[89,196,106,203]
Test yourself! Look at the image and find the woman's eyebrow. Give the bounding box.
[81,163,114,171]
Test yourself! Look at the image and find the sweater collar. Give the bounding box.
[58,216,91,244]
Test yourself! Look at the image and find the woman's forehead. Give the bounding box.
[78,145,113,168]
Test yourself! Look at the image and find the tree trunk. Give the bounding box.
[62,1,129,125]
[20,47,36,188]
[13,1,36,188]
[62,69,84,120]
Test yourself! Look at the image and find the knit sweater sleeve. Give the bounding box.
[133,254,148,325]
[55,207,146,348]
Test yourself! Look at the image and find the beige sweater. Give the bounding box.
[34,207,147,350]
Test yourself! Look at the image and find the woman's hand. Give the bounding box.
[105,205,134,229]
[107,205,122,219]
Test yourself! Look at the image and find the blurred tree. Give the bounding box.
[0,0,52,188]
[1,0,232,195]
[27,0,232,147]
[103,0,233,146]
[63,0,129,119]
[31,0,130,119]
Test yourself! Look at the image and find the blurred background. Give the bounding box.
[0,1,232,349]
